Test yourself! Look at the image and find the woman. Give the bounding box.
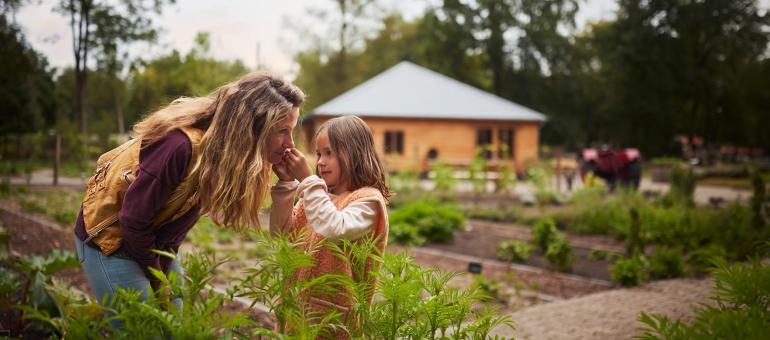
[73,72,304,317]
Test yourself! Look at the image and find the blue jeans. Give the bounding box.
[74,234,183,329]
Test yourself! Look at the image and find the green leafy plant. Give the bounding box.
[544,235,574,272]
[664,165,697,207]
[610,255,649,287]
[649,247,685,279]
[638,258,770,339]
[389,199,465,244]
[432,161,456,194]
[496,240,533,263]
[686,244,727,274]
[0,249,80,336]
[532,218,558,252]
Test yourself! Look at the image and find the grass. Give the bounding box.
[699,175,770,190]
[4,188,82,225]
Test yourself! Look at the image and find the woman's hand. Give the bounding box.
[284,148,313,182]
[272,150,295,181]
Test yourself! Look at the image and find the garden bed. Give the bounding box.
[425,219,626,281]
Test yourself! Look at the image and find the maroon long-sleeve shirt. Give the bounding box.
[75,129,200,280]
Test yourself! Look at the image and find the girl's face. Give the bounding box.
[315,131,348,195]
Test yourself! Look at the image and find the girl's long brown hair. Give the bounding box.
[133,72,304,230]
[315,116,391,201]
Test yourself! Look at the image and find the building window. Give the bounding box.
[498,128,515,159]
[384,130,404,155]
[477,128,493,159]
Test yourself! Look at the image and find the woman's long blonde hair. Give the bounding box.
[133,72,305,230]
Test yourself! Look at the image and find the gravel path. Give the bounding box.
[492,278,713,339]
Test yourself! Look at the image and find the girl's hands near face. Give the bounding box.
[284,148,313,182]
[271,150,295,181]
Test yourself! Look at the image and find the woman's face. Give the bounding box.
[266,107,299,164]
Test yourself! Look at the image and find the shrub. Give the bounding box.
[610,256,649,287]
[663,165,697,207]
[496,240,533,263]
[649,247,685,279]
[532,218,558,252]
[389,199,465,244]
[390,222,427,246]
[472,275,504,302]
[638,258,770,339]
[570,197,631,237]
[544,235,574,272]
[686,244,727,273]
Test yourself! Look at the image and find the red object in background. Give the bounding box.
[579,148,642,190]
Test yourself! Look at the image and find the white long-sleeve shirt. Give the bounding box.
[269,175,380,241]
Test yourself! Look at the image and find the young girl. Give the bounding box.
[269,115,390,334]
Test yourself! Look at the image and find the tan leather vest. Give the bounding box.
[81,127,204,255]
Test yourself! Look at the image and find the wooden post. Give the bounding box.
[53,134,61,186]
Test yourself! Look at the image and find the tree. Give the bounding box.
[56,0,175,136]
[124,32,249,126]
[0,15,56,137]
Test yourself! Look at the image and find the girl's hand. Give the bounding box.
[284,148,313,182]
[272,150,294,181]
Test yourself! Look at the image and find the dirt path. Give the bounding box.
[492,278,713,339]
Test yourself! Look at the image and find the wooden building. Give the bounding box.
[300,61,546,173]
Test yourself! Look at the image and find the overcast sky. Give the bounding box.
[14,0,767,78]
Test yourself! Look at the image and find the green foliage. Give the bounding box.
[610,256,649,287]
[10,189,82,225]
[124,34,250,126]
[187,217,241,254]
[544,235,573,273]
[389,221,427,247]
[566,188,767,263]
[389,199,465,245]
[0,249,80,335]
[649,247,685,279]
[466,206,520,223]
[527,164,558,205]
[496,240,533,263]
[235,231,515,339]
[495,163,517,195]
[750,170,767,229]
[13,232,517,338]
[469,147,490,196]
[587,248,620,262]
[532,218,558,252]
[626,208,644,257]
[388,169,420,196]
[0,16,56,136]
[686,245,727,274]
[530,218,573,272]
[664,166,697,207]
[472,275,504,302]
[432,161,456,194]
[638,258,770,339]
